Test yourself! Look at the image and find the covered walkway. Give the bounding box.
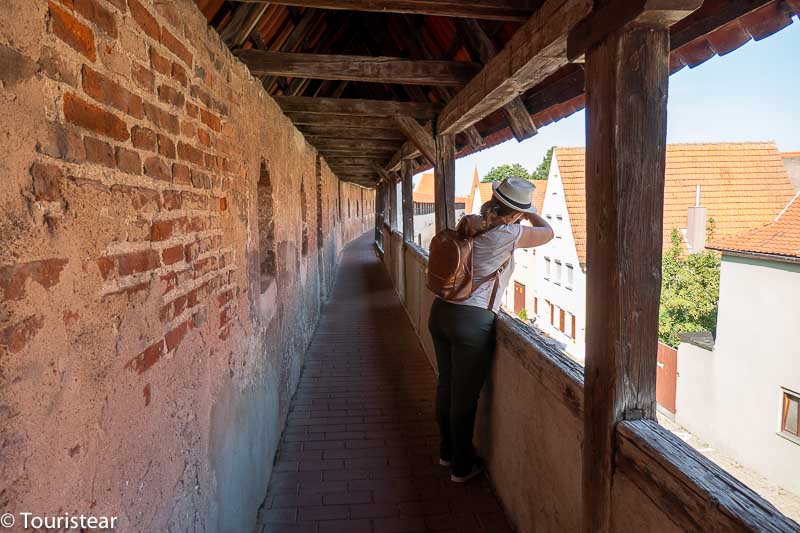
[257,233,512,533]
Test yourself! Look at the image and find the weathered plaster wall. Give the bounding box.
[0,1,373,531]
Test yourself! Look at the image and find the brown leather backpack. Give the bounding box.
[426,215,512,310]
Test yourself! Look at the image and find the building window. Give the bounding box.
[566,263,574,290]
[549,301,554,325]
[554,260,562,285]
[544,257,551,279]
[559,309,565,333]
[534,297,538,315]
[781,390,800,440]
[571,314,576,339]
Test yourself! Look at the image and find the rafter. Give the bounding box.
[393,115,435,164]
[238,50,479,86]
[274,96,439,119]
[234,0,536,22]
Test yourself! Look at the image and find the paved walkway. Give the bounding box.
[256,234,512,533]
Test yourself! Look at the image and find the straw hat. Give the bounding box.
[492,177,538,214]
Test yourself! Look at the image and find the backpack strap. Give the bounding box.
[487,255,512,311]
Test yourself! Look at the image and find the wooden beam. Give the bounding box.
[438,0,593,136]
[238,50,480,86]
[567,0,703,61]
[261,9,326,93]
[462,125,485,149]
[458,18,538,141]
[401,159,415,244]
[384,141,421,172]
[286,112,398,129]
[309,138,400,151]
[393,115,435,165]
[298,125,405,141]
[434,134,456,231]
[235,0,535,22]
[581,3,700,531]
[371,163,399,184]
[274,96,439,119]
[220,3,270,47]
[323,157,384,166]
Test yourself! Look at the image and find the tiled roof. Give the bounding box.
[707,193,800,262]
[412,171,473,205]
[555,143,797,264]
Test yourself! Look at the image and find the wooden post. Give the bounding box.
[401,159,415,244]
[375,181,384,245]
[434,133,456,232]
[388,177,399,232]
[582,21,671,533]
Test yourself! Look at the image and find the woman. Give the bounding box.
[428,176,554,483]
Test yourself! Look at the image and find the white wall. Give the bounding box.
[526,154,587,362]
[676,255,800,495]
[412,208,466,250]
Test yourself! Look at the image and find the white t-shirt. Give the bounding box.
[449,224,523,313]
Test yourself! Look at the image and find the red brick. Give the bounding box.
[185,102,198,118]
[149,46,170,76]
[49,1,96,62]
[0,258,68,302]
[143,101,179,134]
[177,141,203,165]
[36,123,85,162]
[84,136,115,167]
[172,162,191,185]
[143,156,171,182]
[162,189,182,210]
[64,0,117,37]
[117,249,160,276]
[157,133,176,159]
[131,62,155,93]
[131,126,156,151]
[64,93,128,141]
[82,65,144,118]
[116,146,141,174]
[143,384,151,406]
[157,83,184,108]
[187,216,206,232]
[197,128,211,147]
[298,506,349,522]
[150,217,185,241]
[160,26,192,67]
[219,197,227,212]
[161,244,183,265]
[165,320,189,351]
[125,338,165,374]
[200,108,221,132]
[190,169,211,189]
[104,0,126,12]
[128,0,160,41]
[181,120,196,138]
[30,162,64,202]
[0,315,45,354]
[171,62,188,87]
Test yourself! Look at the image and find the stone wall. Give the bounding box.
[0,1,373,530]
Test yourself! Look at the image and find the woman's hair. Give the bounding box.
[480,197,521,229]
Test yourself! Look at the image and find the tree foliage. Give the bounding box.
[481,163,531,182]
[658,229,721,347]
[531,146,554,180]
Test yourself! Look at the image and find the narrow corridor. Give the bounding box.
[257,234,513,533]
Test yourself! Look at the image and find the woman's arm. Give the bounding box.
[517,212,554,248]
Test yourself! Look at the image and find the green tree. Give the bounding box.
[531,146,554,180]
[658,229,721,347]
[481,163,531,182]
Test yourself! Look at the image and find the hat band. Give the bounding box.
[495,188,531,210]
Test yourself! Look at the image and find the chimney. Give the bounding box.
[686,184,707,253]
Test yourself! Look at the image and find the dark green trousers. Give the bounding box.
[428,297,496,477]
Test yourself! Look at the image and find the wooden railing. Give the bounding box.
[378,229,798,533]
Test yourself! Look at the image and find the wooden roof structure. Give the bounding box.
[194,0,798,187]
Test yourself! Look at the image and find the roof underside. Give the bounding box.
[194,0,798,187]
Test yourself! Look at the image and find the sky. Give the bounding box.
[416,16,800,196]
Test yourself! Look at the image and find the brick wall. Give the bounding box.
[0,1,374,530]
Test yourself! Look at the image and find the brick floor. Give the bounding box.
[256,233,513,533]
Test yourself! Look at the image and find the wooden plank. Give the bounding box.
[298,125,405,141]
[567,0,703,61]
[617,420,800,532]
[393,115,435,164]
[220,3,270,47]
[401,159,415,243]
[286,112,398,129]
[371,163,399,184]
[458,18,538,141]
[274,96,439,119]
[670,0,774,49]
[235,0,536,22]
[309,138,401,151]
[384,141,420,172]
[583,20,671,533]
[323,157,385,167]
[438,0,592,135]
[238,50,480,86]
[434,134,456,231]
[462,125,485,149]
[261,9,326,93]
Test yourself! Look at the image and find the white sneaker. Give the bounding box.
[450,462,484,483]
